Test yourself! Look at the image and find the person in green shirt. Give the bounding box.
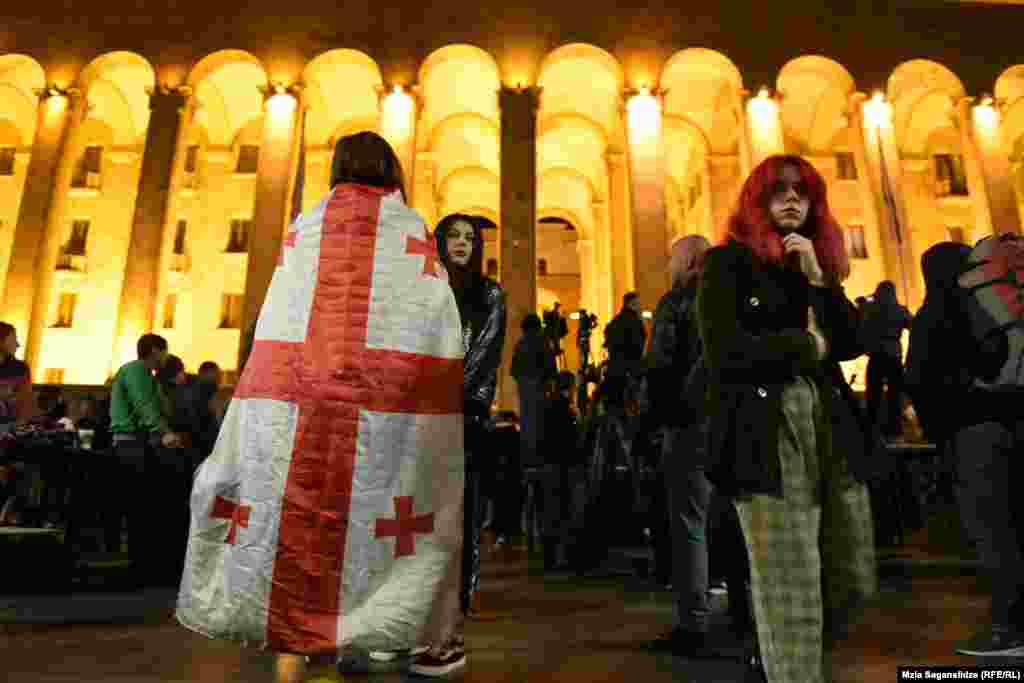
[106,334,184,584]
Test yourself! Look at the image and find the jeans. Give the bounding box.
[954,421,1024,629]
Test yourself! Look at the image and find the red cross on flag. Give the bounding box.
[176,184,465,657]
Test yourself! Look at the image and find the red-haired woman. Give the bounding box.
[695,155,863,682]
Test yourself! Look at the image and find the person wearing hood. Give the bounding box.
[905,242,1024,657]
[408,212,506,676]
[860,281,911,438]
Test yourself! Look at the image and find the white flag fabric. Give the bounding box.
[176,183,465,656]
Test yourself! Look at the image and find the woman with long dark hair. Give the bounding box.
[696,155,861,682]
[408,212,506,677]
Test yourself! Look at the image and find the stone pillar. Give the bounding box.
[605,149,634,308]
[846,93,894,292]
[706,155,741,240]
[743,90,785,170]
[112,86,192,370]
[624,89,669,315]
[498,86,539,411]
[856,93,920,308]
[412,151,437,227]
[378,84,419,202]
[959,97,1022,236]
[239,84,303,367]
[1,88,84,365]
[19,90,89,372]
[590,199,614,325]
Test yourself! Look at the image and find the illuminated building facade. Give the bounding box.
[1,1,1022,405]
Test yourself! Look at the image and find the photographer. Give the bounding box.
[543,303,569,370]
[603,293,647,414]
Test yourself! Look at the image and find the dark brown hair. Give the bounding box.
[137,333,168,360]
[0,322,14,345]
[330,131,406,201]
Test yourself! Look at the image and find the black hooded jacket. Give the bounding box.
[435,218,507,421]
[905,242,1007,442]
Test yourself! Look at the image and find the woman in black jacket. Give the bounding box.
[409,213,506,675]
[696,155,860,683]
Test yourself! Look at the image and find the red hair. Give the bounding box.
[722,155,850,282]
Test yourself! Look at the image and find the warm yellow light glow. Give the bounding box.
[627,90,661,137]
[980,93,995,108]
[747,91,778,120]
[757,86,771,100]
[380,87,415,143]
[864,92,892,130]
[266,92,297,116]
[392,84,403,95]
[973,99,1000,131]
[45,93,69,115]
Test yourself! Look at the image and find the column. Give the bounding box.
[1,86,84,366]
[590,199,614,323]
[20,89,90,372]
[605,149,634,307]
[959,96,1022,237]
[846,92,894,293]
[706,155,741,241]
[625,88,669,313]
[412,151,437,226]
[378,84,419,201]
[238,83,303,367]
[857,92,920,308]
[498,85,539,411]
[743,88,785,171]
[111,86,192,370]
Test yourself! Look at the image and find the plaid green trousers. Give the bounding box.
[736,378,879,682]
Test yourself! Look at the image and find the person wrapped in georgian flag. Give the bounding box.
[176,132,465,658]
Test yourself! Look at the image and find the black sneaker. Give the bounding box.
[954,626,1024,657]
[408,643,466,677]
[646,627,714,658]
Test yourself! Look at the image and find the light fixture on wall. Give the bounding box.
[864,90,892,129]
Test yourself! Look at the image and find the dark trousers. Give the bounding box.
[460,464,484,615]
[954,421,1024,629]
[866,353,905,437]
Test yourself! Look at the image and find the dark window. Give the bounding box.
[162,294,177,329]
[66,220,90,256]
[934,154,968,197]
[836,152,857,180]
[71,146,103,188]
[184,145,199,174]
[220,294,244,329]
[0,147,15,176]
[538,259,548,276]
[845,225,868,259]
[226,219,251,253]
[173,220,188,255]
[236,145,259,174]
[53,293,77,328]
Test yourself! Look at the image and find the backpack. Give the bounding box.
[958,233,1024,388]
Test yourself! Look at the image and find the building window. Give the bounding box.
[220,293,244,329]
[66,220,90,256]
[162,294,177,329]
[226,219,251,253]
[236,145,259,174]
[537,259,548,276]
[836,152,857,180]
[486,258,499,277]
[71,145,103,189]
[184,145,199,174]
[934,154,968,197]
[52,293,77,328]
[43,369,65,384]
[173,220,188,255]
[948,226,967,244]
[0,147,15,176]
[845,224,869,259]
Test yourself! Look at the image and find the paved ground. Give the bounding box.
[1,537,1021,682]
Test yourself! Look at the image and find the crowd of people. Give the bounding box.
[1,131,1023,681]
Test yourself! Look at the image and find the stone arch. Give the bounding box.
[78,51,156,146]
[417,44,501,146]
[660,48,743,155]
[430,112,500,195]
[437,165,499,219]
[539,167,596,240]
[995,65,1024,158]
[0,55,45,145]
[537,43,624,142]
[777,56,856,154]
[187,50,268,147]
[303,49,383,148]
[537,114,608,204]
[887,60,966,157]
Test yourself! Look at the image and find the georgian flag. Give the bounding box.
[176,184,465,656]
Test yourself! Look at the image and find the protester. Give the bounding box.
[696,155,860,682]
[603,292,647,412]
[860,281,911,438]
[511,313,556,469]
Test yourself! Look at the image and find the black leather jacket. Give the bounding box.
[462,277,507,422]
